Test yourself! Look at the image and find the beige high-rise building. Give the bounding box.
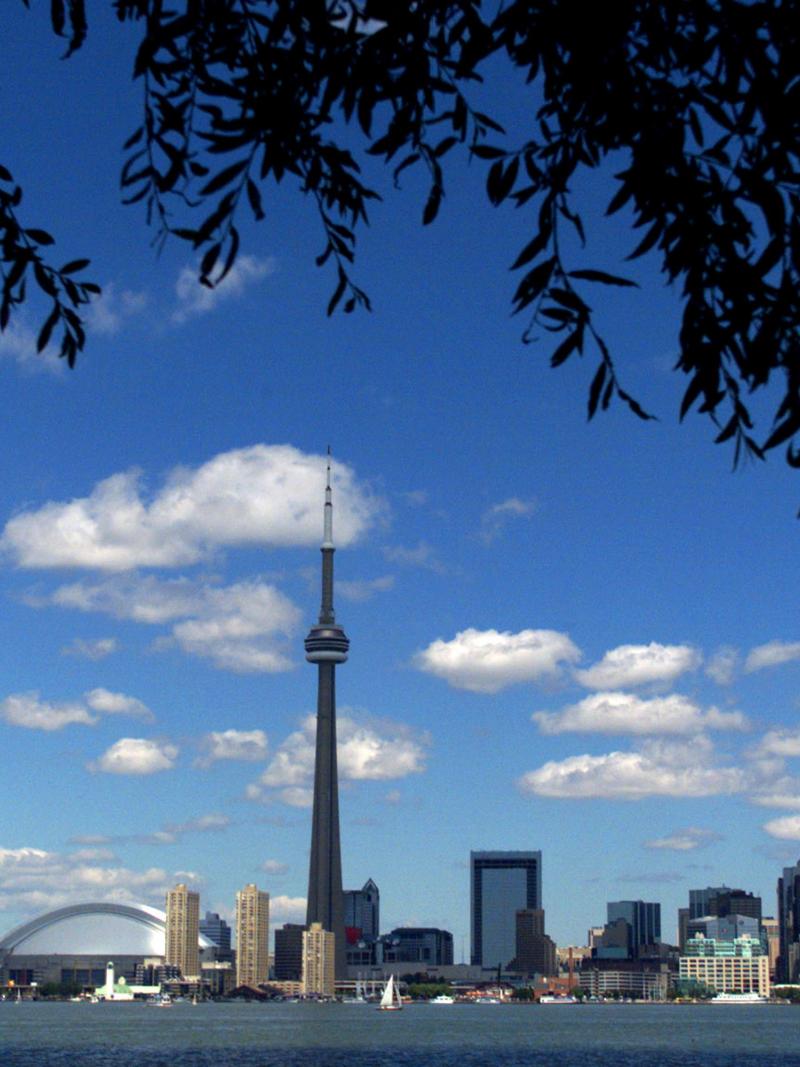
[235,883,270,988]
[302,922,335,997]
[165,883,200,979]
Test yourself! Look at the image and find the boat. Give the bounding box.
[539,995,578,1004]
[710,992,767,1004]
[430,994,455,1004]
[378,974,403,1011]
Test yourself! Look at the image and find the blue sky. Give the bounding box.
[1,6,799,954]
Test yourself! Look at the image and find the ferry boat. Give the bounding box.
[429,994,456,1004]
[539,994,578,1004]
[710,991,767,1004]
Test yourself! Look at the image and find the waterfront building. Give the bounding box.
[344,879,380,940]
[235,884,270,988]
[777,858,800,982]
[305,456,349,979]
[199,912,233,962]
[165,884,200,979]
[201,960,235,996]
[680,934,770,996]
[686,914,760,943]
[762,916,780,978]
[302,922,335,997]
[274,923,306,981]
[512,908,557,976]
[0,902,213,988]
[581,961,670,1000]
[377,927,454,967]
[470,851,542,968]
[605,900,661,958]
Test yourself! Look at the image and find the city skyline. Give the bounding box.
[1,3,800,955]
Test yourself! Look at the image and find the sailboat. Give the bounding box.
[378,974,403,1012]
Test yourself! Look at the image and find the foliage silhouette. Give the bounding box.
[3,0,799,480]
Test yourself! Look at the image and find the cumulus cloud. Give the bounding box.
[0,317,62,372]
[337,576,395,602]
[0,692,96,731]
[705,646,738,686]
[247,714,429,804]
[415,627,580,693]
[382,541,444,573]
[745,640,800,673]
[0,688,155,731]
[172,255,275,323]
[89,737,178,775]
[518,737,747,800]
[51,574,302,674]
[0,845,196,916]
[61,637,118,661]
[2,444,381,571]
[85,688,154,722]
[196,729,268,767]
[764,815,800,840]
[753,729,800,759]
[644,827,722,851]
[270,894,307,925]
[532,692,748,736]
[261,859,289,875]
[574,643,701,689]
[85,282,148,336]
[479,497,536,543]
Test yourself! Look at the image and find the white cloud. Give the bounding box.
[196,729,268,767]
[2,444,381,571]
[51,574,302,674]
[745,640,800,673]
[172,255,275,323]
[85,688,154,722]
[518,737,747,800]
[167,813,230,835]
[0,845,195,916]
[574,643,701,689]
[751,790,800,809]
[415,627,581,693]
[644,827,722,851]
[61,636,118,660]
[532,692,748,736]
[705,646,738,685]
[89,737,178,775]
[85,282,148,336]
[261,859,289,875]
[337,576,395,601]
[763,815,800,840]
[0,317,62,372]
[479,497,536,543]
[0,692,96,731]
[270,894,307,925]
[248,714,428,804]
[382,541,444,572]
[754,729,800,759]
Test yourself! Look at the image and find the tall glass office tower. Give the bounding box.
[470,851,542,969]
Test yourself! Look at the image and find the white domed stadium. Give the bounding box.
[0,901,213,988]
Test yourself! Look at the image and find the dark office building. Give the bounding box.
[511,908,557,976]
[471,851,542,968]
[199,912,233,962]
[344,879,380,940]
[689,886,761,922]
[378,927,454,966]
[274,923,305,981]
[606,901,661,957]
[778,860,800,982]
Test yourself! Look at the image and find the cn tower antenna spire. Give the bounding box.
[304,448,348,979]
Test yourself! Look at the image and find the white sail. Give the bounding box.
[379,974,403,1011]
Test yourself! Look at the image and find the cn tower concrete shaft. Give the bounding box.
[304,460,348,979]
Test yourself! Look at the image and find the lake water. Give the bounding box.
[2,1000,799,1066]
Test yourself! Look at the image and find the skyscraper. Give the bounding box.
[344,878,380,940]
[470,850,542,969]
[199,911,232,962]
[235,883,270,988]
[305,454,349,979]
[777,859,800,982]
[606,900,661,957]
[302,922,336,997]
[165,883,200,978]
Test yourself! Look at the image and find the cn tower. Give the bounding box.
[304,452,348,979]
